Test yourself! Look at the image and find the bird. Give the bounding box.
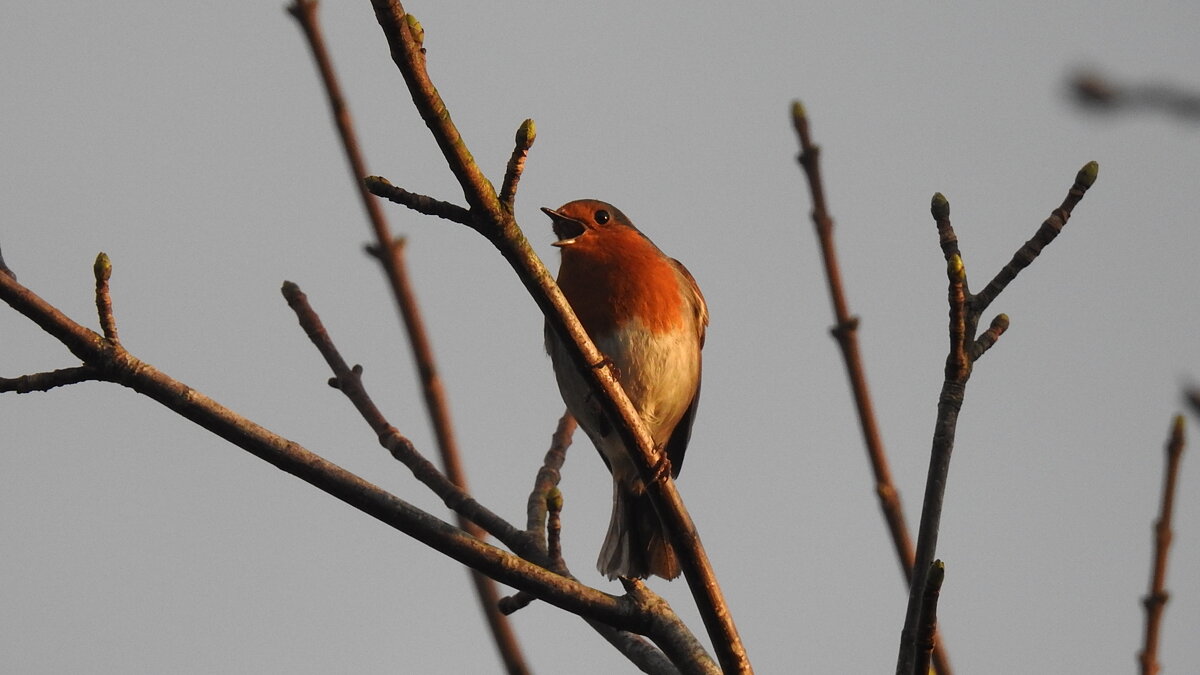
[542,199,707,580]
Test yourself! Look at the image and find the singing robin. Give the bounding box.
[543,199,707,580]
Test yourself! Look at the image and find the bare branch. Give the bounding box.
[283,281,716,669]
[281,281,537,555]
[93,253,119,344]
[970,314,1010,361]
[286,5,528,668]
[972,162,1098,313]
[1139,415,1186,675]
[791,100,952,674]
[0,366,105,393]
[0,271,655,627]
[363,176,473,226]
[1069,70,1200,123]
[367,4,748,670]
[500,119,536,210]
[897,164,1099,675]
[527,411,576,537]
[369,2,502,220]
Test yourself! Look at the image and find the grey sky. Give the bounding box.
[3,2,1199,673]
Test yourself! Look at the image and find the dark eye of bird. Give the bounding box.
[594,209,610,225]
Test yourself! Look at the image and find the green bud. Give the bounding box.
[1076,161,1099,188]
[405,14,424,47]
[517,118,536,148]
[93,252,112,282]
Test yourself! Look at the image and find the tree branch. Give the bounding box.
[500,119,536,211]
[285,3,527,669]
[366,3,749,670]
[282,280,713,671]
[792,101,952,675]
[0,365,106,393]
[896,163,1098,675]
[0,269,653,627]
[1139,414,1186,675]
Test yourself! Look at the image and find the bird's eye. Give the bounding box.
[594,209,610,225]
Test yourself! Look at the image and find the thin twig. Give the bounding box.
[972,162,1099,313]
[0,365,105,393]
[93,252,118,344]
[895,164,1098,675]
[1069,70,1200,122]
[283,280,712,669]
[363,176,472,225]
[368,4,748,670]
[0,271,642,625]
[281,281,537,557]
[970,314,1009,361]
[504,411,578,615]
[791,101,952,675]
[286,4,528,671]
[500,119,536,210]
[1139,415,1186,675]
[527,411,576,537]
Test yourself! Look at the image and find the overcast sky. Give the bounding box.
[3,2,1199,673]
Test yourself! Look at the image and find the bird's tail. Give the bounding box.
[598,482,681,580]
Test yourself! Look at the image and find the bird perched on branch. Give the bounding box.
[543,199,707,580]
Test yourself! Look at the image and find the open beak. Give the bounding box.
[542,207,587,247]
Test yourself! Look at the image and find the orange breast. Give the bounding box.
[556,227,687,339]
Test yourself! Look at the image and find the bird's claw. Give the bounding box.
[590,354,620,379]
[650,448,673,484]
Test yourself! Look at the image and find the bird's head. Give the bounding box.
[541,199,639,252]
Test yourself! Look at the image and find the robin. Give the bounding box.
[542,199,707,580]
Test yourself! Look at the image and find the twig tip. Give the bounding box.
[516,118,537,147]
[93,252,112,282]
[931,192,949,220]
[1077,161,1099,188]
[364,175,391,190]
[281,280,303,301]
[791,100,807,127]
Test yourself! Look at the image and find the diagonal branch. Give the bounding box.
[365,3,748,671]
[792,101,953,675]
[282,281,538,557]
[0,270,640,626]
[370,1,501,221]
[283,281,712,672]
[972,162,1099,313]
[286,3,527,670]
[1138,414,1186,675]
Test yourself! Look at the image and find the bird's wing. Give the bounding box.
[665,258,707,477]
